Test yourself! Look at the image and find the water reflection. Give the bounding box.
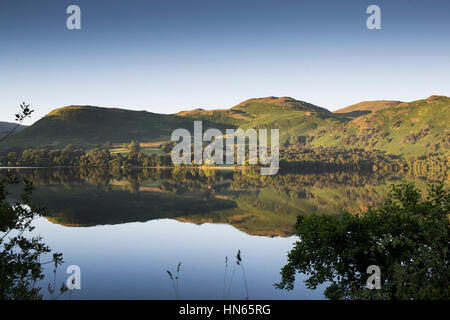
[3,167,428,237]
[0,168,429,299]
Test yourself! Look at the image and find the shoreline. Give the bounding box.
[0,165,256,170]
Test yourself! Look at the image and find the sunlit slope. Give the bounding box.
[2,95,448,156]
[179,95,449,156]
[178,96,349,144]
[313,95,450,156]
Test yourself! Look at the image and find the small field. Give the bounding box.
[110,142,166,155]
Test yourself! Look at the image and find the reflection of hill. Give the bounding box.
[177,181,420,237]
[28,184,236,227]
[4,168,431,237]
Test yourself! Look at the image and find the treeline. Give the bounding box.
[0,142,448,178]
[280,145,402,173]
[280,145,449,178]
[0,142,172,170]
[1,167,233,195]
[2,166,433,199]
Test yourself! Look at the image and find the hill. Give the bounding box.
[313,95,450,156]
[178,96,348,144]
[0,121,26,134]
[178,95,449,156]
[1,95,448,157]
[0,105,232,150]
[178,96,332,125]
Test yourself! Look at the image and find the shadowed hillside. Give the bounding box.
[1,105,233,149]
[0,121,27,134]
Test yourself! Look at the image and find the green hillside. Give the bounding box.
[1,95,448,157]
[178,96,332,125]
[178,95,449,156]
[313,95,450,156]
[0,105,232,150]
[178,96,349,144]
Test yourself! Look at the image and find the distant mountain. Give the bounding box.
[0,121,26,134]
[1,95,448,156]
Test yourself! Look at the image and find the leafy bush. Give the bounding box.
[0,177,64,299]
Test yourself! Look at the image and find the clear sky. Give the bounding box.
[1,0,449,124]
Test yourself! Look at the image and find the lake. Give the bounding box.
[1,167,429,299]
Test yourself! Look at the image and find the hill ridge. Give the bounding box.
[0,95,448,156]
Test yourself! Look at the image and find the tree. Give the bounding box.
[129,140,140,153]
[0,103,65,299]
[276,182,449,300]
[103,141,112,150]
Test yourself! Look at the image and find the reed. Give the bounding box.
[222,256,228,299]
[225,249,249,300]
[166,262,182,299]
[46,253,68,300]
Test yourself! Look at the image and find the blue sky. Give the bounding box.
[1,0,449,124]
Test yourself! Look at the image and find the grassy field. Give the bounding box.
[110,145,165,155]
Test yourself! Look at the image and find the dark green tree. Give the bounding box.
[129,140,140,153]
[276,182,449,300]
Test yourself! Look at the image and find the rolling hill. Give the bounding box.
[178,96,350,144]
[0,95,448,157]
[178,95,449,156]
[178,96,333,125]
[313,95,450,156]
[0,121,27,134]
[0,105,232,149]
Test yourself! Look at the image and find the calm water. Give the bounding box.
[2,167,428,299]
